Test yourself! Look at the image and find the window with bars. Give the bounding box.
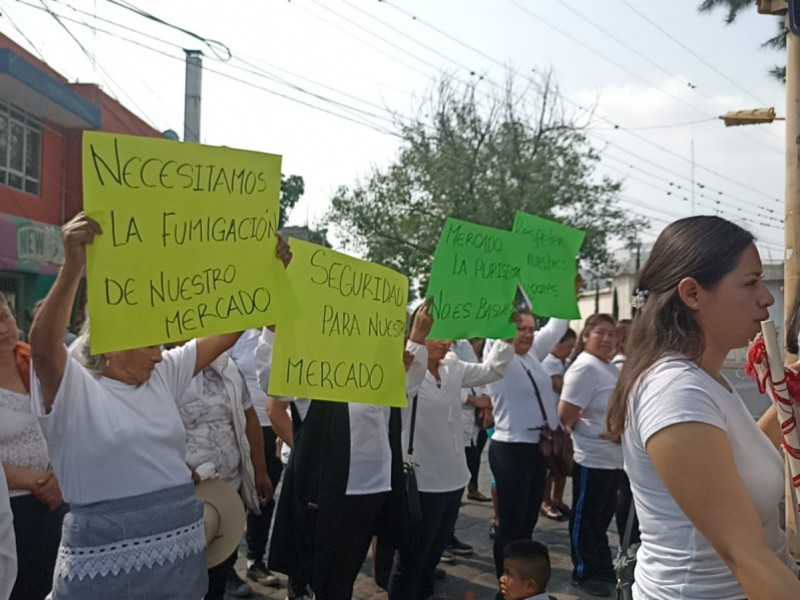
[0,100,41,196]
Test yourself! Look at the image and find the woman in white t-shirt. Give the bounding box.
[558,314,620,597]
[28,213,292,600]
[605,215,800,600]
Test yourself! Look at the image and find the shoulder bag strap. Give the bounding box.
[620,503,637,556]
[519,358,549,427]
[407,394,419,457]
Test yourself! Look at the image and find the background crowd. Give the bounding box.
[0,213,799,600]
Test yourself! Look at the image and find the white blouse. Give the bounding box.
[0,388,50,497]
[406,341,513,493]
[488,318,568,444]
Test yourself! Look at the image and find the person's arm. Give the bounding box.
[558,363,592,431]
[464,393,492,410]
[461,340,514,388]
[558,400,581,431]
[267,396,294,447]
[1,464,46,493]
[551,374,564,394]
[405,301,433,397]
[531,318,569,362]
[244,406,273,505]
[29,213,101,413]
[756,404,782,450]
[648,422,800,599]
[194,333,242,375]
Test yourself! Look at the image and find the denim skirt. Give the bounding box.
[48,482,208,600]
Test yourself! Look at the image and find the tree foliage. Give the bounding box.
[699,0,786,82]
[279,174,305,228]
[326,74,646,299]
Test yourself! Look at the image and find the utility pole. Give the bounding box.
[184,50,203,143]
[691,135,696,215]
[757,0,800,556]
[786,20,800,354]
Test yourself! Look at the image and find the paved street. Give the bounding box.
[233,455,611,600]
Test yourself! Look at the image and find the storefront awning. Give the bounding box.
[0,212,63,275]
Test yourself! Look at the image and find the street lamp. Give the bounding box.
[719,107,784,127]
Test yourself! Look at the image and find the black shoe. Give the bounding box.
[246,560,280,587]
[226,570,253,597]
[572,578,611,597]
[447,536,473,556]
[432,567,446,580]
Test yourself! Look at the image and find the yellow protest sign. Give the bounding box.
[269,239,409,407]
[82,131,289,354]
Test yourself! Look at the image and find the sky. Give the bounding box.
[0,0,790,259]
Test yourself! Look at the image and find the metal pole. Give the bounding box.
[184,50,203,143]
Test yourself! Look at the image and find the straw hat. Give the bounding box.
[196,478,246,567]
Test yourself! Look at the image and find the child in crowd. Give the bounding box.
[499,540,551,600]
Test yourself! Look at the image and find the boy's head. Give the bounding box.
[500,540,551,600]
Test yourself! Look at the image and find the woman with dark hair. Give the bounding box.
[558,314,619,597]
[606,216,799,600]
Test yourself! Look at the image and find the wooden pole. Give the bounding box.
[785,15,800,556]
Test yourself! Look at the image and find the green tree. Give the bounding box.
[327,74,645,299]
[699,0,786,81]
[280,174,305,228]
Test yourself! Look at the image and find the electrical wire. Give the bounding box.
[374,0,784,204]
[617,0,774,108]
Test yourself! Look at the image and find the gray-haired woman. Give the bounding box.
[29,212,290,599]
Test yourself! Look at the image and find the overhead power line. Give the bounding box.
[373,0,783,205]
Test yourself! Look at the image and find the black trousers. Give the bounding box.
[205,550,238,600]
[465,428,488,491]
[317,492,388,600]
[569,463,623,583]
[10,494,67,600]
[389,488,463,600]
[488,440,548,578]
[245,425,284,562]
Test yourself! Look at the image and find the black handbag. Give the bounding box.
[403,394,423,524]
[521,362,574,477]
[614,504,637,600]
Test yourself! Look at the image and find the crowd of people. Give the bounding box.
[1,212,800,600]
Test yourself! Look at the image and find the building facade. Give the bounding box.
[0,34,163,331]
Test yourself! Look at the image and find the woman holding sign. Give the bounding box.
[605,216,800,600]
[486,308,570,580]
[264,304,432,600]
[27,212,291,599]
[389,310,514,600]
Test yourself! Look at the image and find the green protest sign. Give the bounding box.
[426,218,523,340]
[512,212,585,319]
